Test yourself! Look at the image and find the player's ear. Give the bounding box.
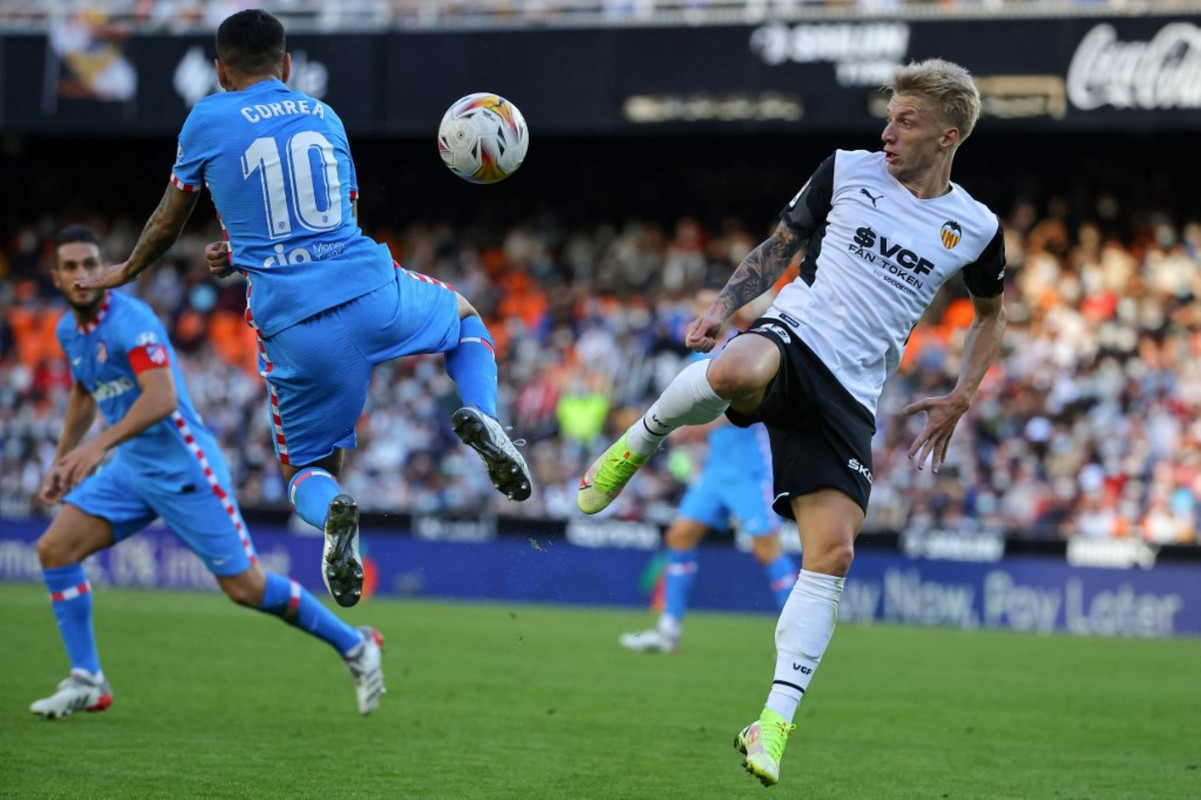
[281,52,291,84]
[215,59,231,91]
[940,126,959,151]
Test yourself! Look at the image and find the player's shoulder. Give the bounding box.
[948,181,1002,232]
[833,148,883,166]
[54,309,76,343]
[829,149,886,188]
[186,91,230,122]
[109,292,160,329]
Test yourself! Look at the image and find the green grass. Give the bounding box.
[1,584,1199,799]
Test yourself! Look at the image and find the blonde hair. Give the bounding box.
[888,59,982,144]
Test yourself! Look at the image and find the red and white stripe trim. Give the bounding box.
[170,172,198,193]
[244,280,289,464]
[49,582,91,602]
[287,579,302,615]
[458,336,495,356]
[76,293,111,334]
[171,411,257,565]
[400,267,454,292]
[268,382,288,464]
[289,468,333,506]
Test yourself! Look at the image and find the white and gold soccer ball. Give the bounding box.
[437,92,529,184]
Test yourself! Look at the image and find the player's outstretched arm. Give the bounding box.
[686,222,804,352]
[40,382,98,504]
[75,184,200,290]
[903,292,1007,473]
[56,368,179,492]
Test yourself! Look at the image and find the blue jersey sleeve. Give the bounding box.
[112,302,171,366]
[171,104,215,193]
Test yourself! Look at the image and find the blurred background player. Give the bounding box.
[77,9,532,608]
[579,60,1007,786]
[31,225,384,719]
[620,288,796,654]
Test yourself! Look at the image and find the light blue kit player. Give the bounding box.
[31,226,383,720]
[620,293,798,654]
[80,9,532,609]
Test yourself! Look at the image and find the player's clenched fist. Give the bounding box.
[39,466,65,505]
[685,311,725,353]
[205,241,234,278]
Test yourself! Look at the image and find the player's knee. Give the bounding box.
[706,353,769,402]
[224,582,260,608]
[36,534,78,568]
[221,572,266,608]
[807,540,854,576]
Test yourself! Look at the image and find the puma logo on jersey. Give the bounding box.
[859,188,884,207]
[851,227,934,275]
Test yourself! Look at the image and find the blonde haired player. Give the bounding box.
[579,59,1007,786]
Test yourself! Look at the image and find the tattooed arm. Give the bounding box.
[75,184,200,290]
[685,222,805,352]
[686,153,834,352]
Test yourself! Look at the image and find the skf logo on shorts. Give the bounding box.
[847,457,873,484]
[940,221,963,250]
[96,342,107,363]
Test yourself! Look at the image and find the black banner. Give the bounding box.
[4,15,1201,135]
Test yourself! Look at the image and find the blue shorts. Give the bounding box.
[677,468,778,537]
[258,267,460,466]
[65,452,257,578]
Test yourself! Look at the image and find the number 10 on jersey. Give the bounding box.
[242,131,342,238]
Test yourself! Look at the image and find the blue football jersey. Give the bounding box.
[171,79,394,337]
[56,292,220,480]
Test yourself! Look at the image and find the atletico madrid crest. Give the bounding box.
[940,221,963,250]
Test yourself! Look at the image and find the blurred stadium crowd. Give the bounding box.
[0,0,1175,31]
[3,200,1200,544]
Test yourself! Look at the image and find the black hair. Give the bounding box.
[55,224,101,249]
[216,9,285,76]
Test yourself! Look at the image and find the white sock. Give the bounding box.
[657,613,682,639]
[626,359,730,457]
[765,569,845,723]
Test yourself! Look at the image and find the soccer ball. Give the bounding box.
[437,93,529,184]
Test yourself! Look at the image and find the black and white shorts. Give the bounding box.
[725,317,876,518]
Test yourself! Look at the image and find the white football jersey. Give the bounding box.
[767,149,1005,416]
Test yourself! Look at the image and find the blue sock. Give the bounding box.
[764,553,798,609]
[288,468,341,530]
[444,315,498,419]
[257,572,364,656]
[663,549,699,623]
[43,564,102,675]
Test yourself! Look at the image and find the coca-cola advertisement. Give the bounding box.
[1067,22,1201,112]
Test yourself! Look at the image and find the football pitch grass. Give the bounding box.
[1,584,1198,799]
